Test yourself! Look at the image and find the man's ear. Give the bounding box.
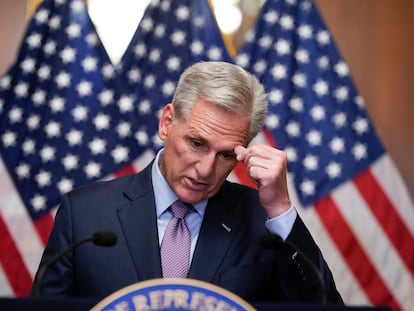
[158,103,175,141]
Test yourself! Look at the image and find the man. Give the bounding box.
[31,61,343,304]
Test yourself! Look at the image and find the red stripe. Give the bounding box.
[353,170,414,276]
[33,212,54,246]
[0,215,33,297]
[315,196,401,311]
[114,164,138,178]
[232,161,257,189]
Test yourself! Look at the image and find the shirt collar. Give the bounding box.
[151,149,207,217]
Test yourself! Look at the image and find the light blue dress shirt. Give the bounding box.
[151,149,297,259]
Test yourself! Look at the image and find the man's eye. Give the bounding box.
[191,140,204,149]
[219,151,236,160]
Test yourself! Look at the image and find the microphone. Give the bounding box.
[32,231,117,296]
[260,233,327,304]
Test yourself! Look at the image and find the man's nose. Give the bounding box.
[196,153,216,178]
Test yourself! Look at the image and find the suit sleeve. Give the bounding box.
[270,216,344,304]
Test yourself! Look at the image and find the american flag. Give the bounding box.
[233,0,414,310]
[0,0,230,297]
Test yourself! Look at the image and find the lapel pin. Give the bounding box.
[221,223,231,232]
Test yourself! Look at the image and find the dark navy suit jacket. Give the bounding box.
[32,162,343,304]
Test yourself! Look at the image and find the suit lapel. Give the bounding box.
[188,185,240,281]
[116,163,163,280]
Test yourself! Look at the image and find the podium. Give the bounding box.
[0,298,391,311]
[0,279,391,311]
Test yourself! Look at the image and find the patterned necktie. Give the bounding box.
[160,200,192,278]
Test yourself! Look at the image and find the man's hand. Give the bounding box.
[234,144,291,218]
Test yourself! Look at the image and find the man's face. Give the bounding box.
[158,98,250,204]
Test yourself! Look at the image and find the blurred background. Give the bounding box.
[1,0,413,202]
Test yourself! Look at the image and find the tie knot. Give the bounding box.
[170,200,191,219]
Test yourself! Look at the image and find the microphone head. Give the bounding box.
[92,231,117,247]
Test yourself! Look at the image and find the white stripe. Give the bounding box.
[0,159,44,279]
[131,149,156,171]
[0,265,14,297]
[332,181,414,310]
[371,155,414,235]
[288,175,370,306]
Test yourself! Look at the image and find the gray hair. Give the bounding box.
[171,61,267,142]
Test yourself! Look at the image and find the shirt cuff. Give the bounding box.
[265,205,297,240]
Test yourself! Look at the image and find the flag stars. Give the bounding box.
[306,130,322,146]
[116,121,131,138]
[14,82,29,98]
[22,139,36,154]
[162,81,176,97]
[84,161,102,179]
[88,138,106,154]
[76,80,93,97]
[317,30,330,46]
[313,79,329,96]
[1,131,17,147]
[21,58,36,73]
[102,64,115,79]
[8,107,23,123]
[279,15,294,30]
[166,56,181,72]
[353,117,369,135]
[171,30,186,46]
[300,179,315,196]
[49,16,61,30]
[274,39,291,55]
[334,86,349,102]
[330,137,345,153]
[144,75,156,89]
[317,56,329,70]
[191,40,204,56]
[303,154,319,170]
[118,95,134,112]
[284,146,298,162]
[45,121,61,138]
[207,47,223,60]
[26,33,42,49]
[310,105,326,121]
[16,163,30,179]
[57,178,74,194]
[289,97,304,112]
[40,145,56,162]
[264,10,279,24]
[82,56,98,72]
[176,6,190,21]
[154,24,166,38]
[134,43,146,58]
[297,24,313,39]
[66,129,83,146]
[295,49,309,63]
[326,162,342,179]
[271,63,287,80]
[111,145,129,163]
[35,170,52,187]
[254,60,267,75]
[31,194,47,212]
[98,89,114,106]
[353,143,367,160]
[332,112,347,128]
[268,89,284,105]
[62,154,79,171]
[43,40,56,55]
[34,9,49,24]
[93,113,111,130]
[292,72,307,88]
[265,114,280,129]
[37,65,51,80]
[149,49,161,63]
[72,105,88,121]
[127,68,141,83]
[259,35,273,50]
[135,130,149,146]
[66,23,82,39]
[60,47,76,63]
[27,115,41,130]
[55,71,71,88]
[285,121,301,137]
[335,61,349,77]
